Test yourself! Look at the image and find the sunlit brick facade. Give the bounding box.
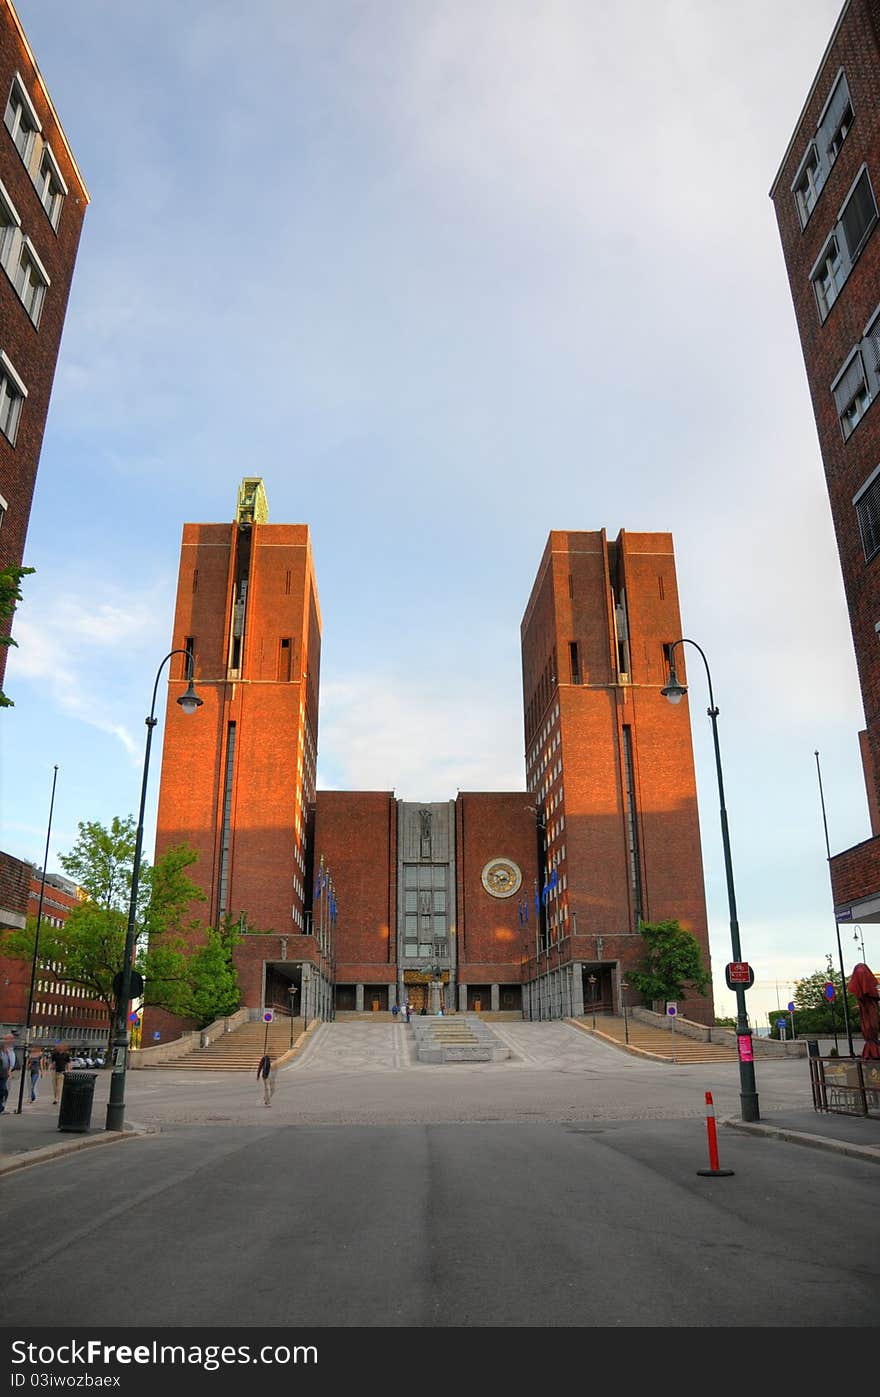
[149,488,715,1041]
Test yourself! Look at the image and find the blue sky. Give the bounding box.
[1,0,868,1024]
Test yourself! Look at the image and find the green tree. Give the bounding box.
[783,960,858,1036]
[186,916,243,1024]
[0,563,35,708]
[0,818,210,1042]
[628,918,712,1006]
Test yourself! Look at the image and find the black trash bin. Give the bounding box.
[58,1070,98,1132]
[807,1039,820,1057]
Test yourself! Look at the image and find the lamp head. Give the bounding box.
[661,661,687,705]
[177,680,203,715]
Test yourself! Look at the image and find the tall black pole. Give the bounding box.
[814,751,855,1056]
[16,765,59,1114]
[105,649,198,1132]
[666,639,759,1121]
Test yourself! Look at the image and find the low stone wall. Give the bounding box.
[631,1007,806,1057]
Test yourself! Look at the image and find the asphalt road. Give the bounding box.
[1,1023,877,1334]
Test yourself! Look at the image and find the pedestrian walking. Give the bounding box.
[405,1002,413,1024]
[0,1033,16,1114]
[50,1043,71,1105]
[257,1052,275,1106]
[391,1003,399,1020]
[27,1048,42,1102]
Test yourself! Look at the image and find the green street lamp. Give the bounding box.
[662,638,759,1122]
[105,650,202,1133]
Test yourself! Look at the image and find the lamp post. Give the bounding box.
[662,638,759,1122]
[814,751,855,1056]
[288,984,299,1046]
[588,973,597,1030]
[15,765,59,1114]
[853,925,866,961]
[105,650,202,1132]
[621,978,630,1045]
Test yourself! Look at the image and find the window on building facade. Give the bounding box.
[812,170,877,320]
[833,350,870,440]
[0,351,27,445]
[568,640,580,684]
[819,70,853,166]
[793,143,822,227]
[832,306,880,441]
[0,178,20,269]
[812,235,845,317]
[792,71,853,229]
[854,468,880,564]
[36,145,66,230]
[4,73,40,164]
[0,491,7,533]
[12,237,49,325]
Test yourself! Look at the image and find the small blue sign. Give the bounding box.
[776,1018,786,1028]
[787,1002,795,1013]
[824,982,836,1001]
[152,1031,161,1040]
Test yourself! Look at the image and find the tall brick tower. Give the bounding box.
[770,0,880,927]
[521,530,714,1024]
[152,479,322,1028]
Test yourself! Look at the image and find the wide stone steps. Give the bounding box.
[572,1015,738,1063]
[144,1021,301,1070]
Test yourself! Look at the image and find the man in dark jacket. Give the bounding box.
[51,1044,71,1105]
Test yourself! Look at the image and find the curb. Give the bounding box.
[0,1121,157,1177]
[722,1116,880,1166]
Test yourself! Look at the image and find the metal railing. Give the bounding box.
[810,1055,880,1117]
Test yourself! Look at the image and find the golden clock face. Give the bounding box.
[481,858,522,899]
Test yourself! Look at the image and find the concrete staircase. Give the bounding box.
[572,1014,738,1064]
[143,1018,302,1071]
[413,1013,510,1062]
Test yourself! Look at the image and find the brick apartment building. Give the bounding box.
[0,0,88,686]
[770,0,880,925]
[148,485,714,1041]
[0,851,111,1050]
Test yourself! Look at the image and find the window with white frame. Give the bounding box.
[832,308,880,441]
[833,351,870,440]
[840,169,877,263]
[0,177,20,269]
[0,490,6,532]
[792,71,853,228]
[12,236,49,325]
[854,467,880,563]
[812,234,845,317]
[819,70,853,166]
[793,143,822,227]
[36,145,66,229]
[4,73,41,165]
[811,168,878,319]
[0,351,27,445]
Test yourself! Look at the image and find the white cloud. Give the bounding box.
[317,674,524,799]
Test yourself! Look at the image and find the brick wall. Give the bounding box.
[771,0,880,847]
[0,1,88,681]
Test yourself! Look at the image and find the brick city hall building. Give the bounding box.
[148,479,714,1040]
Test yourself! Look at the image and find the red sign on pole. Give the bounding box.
[725,962,754,990]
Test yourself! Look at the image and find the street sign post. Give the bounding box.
[667,1003,677,1063]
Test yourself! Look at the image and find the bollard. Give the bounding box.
[696,1090,734,1177]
